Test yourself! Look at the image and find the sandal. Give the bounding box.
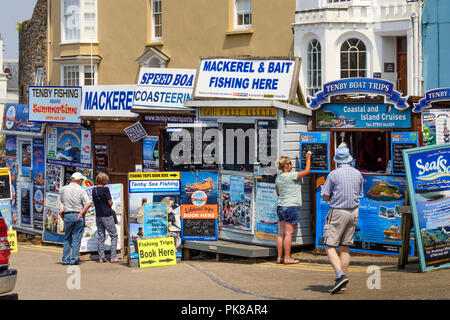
[276,258,284,264]
[110,258,123,263]
[283,258,300,264]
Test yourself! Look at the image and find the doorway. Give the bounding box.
[397,37,407,95]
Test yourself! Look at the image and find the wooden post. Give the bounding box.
[398,190,413,269]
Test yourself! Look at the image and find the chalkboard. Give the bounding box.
[301,143,329,172]
[0,170,12,200]
[182,219,217,239]
[299,132,330,173]
[392,143,417,175]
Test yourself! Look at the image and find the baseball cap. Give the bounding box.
[71,172,85,181]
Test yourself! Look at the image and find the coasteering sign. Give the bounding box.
[308,78,409,110]
[413,88,450,113]
[132,68,196,111]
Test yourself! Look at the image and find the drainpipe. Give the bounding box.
[47,0,51,85]
[412,12,419,96]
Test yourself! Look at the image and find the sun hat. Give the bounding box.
[334,147,353,164]
[70,172,85,181]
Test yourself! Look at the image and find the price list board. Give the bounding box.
[299,132,330,173]
[391,132,418,175]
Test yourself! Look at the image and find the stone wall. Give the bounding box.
[19,0,47,104]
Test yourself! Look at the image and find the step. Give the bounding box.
[183,240,277,259]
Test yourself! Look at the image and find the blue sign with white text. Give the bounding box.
[2,104,43,133]
[315,103,411,129]
[403,144,450,272]
[309,78,408,110]
[414,88,450,113]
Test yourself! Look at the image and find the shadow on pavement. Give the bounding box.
[303,284,331,293]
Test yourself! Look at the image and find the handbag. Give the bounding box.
[95,187,118,224]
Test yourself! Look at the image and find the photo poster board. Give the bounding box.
[220,174,254,235]
[0,168,12,200]
[403,144,450,272]
[255,182,278,242]
[315,175,415,256]
[79,184,123,253]
[42,163,64,244]
[421,109,450,146]
[390,132,418,176]
[180,171,218,241]
[0,200,13,230]
[143,136,159,172]
[128,172,182,262]
[4,136,18,225]
[32,138,45,231]
[143,202,168,238]
[46,126,92,169]
[299,132,330,173]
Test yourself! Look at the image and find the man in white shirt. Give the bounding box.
[59,172,91,265]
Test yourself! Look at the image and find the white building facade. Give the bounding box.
[293,0,422,100]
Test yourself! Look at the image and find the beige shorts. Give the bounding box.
[323,207,359,247]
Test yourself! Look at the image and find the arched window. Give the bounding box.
[340,38,366,78]
[307,39,322,96]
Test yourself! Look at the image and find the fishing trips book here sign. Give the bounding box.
[403,144,450,272]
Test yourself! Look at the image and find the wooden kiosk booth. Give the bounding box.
[306,78,420,257]
[177,57,314,256]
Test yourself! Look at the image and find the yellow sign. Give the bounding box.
[137,237,177,268]
[200,107,276,117]
[7,231,17,253]
[129,172,180,180]
[0,168,10,176]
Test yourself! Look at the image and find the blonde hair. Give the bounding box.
[95,172,109,185]
[277,156,291,170]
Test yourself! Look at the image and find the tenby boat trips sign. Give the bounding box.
[413,88,450,113]
[308,78,409,110]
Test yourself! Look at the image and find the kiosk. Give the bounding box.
[1,104,44,235]
[307,78,419,256]
[178,56,314,248]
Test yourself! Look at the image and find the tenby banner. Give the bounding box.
[308,78,409,110]
[413,88,450,113]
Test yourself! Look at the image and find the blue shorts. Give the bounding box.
[277,206,299,224]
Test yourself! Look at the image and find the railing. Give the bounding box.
[296,2,419,25]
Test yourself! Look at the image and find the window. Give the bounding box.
[61,64,97,86]
[61,0,97,43]
[151,0,162,41]
[35,67,45,86]
[235,0,252,30]
[307,39,322,97]
[340,38,367,78]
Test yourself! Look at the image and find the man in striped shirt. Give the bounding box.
[321,146,364,294]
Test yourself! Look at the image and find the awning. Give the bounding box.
[184,99,312,117]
